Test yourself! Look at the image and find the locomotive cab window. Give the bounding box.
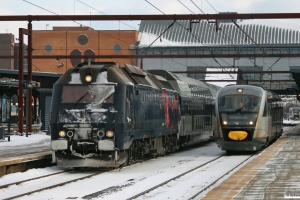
[61,85,115,104]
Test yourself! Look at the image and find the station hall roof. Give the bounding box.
[0,69,62,88]
[138,20,300,46]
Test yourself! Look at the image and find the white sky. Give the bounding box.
[2,0,300,43]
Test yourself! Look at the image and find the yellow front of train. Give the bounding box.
[214,85,268,152]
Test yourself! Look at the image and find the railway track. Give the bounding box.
[127,133,291,200]
[0,169,73,189]
[2,169,109,200]
[77,154,225,200]
[188,154,255,200]
[122,154,257,200]
[1,157,153,200]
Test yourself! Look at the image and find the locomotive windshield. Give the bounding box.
[218,95,261,126]
[61,85,114,104]
[57,85,115,124]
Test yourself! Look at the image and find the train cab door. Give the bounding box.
[126,86,135,131]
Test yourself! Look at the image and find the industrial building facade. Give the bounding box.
[32,27,138,73]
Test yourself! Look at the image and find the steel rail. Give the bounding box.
[2,157,153,200]
[126,155,224,200]
[188,155,255,199]
[0,169,73,189]
[2,170,109,200]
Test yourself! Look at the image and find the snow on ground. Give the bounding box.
[283,119,300,126]
[0,132,50,148]
[0,126,296,199]
[0,131,50,157]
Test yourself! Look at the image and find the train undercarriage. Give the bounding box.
[53,134,180,168]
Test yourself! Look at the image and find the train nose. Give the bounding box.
[228,131,248,140]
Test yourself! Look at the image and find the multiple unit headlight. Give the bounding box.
[222,121,254,125]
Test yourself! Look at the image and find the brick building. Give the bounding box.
[0,34,14,70]
[32,27,138,73]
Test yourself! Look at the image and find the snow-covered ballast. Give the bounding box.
[50,61,180,168]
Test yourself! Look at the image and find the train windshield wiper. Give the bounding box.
[72,92,88,108]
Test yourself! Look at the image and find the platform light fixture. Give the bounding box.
[237,88,243,93]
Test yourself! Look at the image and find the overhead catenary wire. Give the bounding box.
[175,0,236,78]
[146,0,230,69]
[23,0,138,47]
[190,0,284,84]
[232,21,268,56]
[76,0,207,68]
[205,0,218,13]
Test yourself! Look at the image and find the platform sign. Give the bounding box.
[0,97,11,123]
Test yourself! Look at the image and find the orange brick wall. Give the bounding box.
[32,29,138,73]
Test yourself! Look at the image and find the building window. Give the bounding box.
[70,49,81,67]
[114,44,121,52]
[84,49,95,62]
[78,34,88,45]
[44,44,53,53]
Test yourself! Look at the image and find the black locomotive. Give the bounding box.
[50,61,218,168]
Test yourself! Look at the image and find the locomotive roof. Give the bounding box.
[55,62,176,92]
[148,69,219,98]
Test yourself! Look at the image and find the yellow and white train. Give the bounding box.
[214,85,283,153]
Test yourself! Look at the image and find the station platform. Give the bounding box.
[0,151,52,177]
[0,132,52,177]
[202,124,300,200]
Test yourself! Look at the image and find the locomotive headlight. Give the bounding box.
[237,88,243,93]
[249,121,254,125]
[106,130,114,137]
[85,75,92,82]
[222,120,228,125]
[59,130,66,137]
[67,131,74,137]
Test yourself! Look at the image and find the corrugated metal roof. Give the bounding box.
[138,20,300,45]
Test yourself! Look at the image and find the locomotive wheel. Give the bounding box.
[127,142,135,165]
